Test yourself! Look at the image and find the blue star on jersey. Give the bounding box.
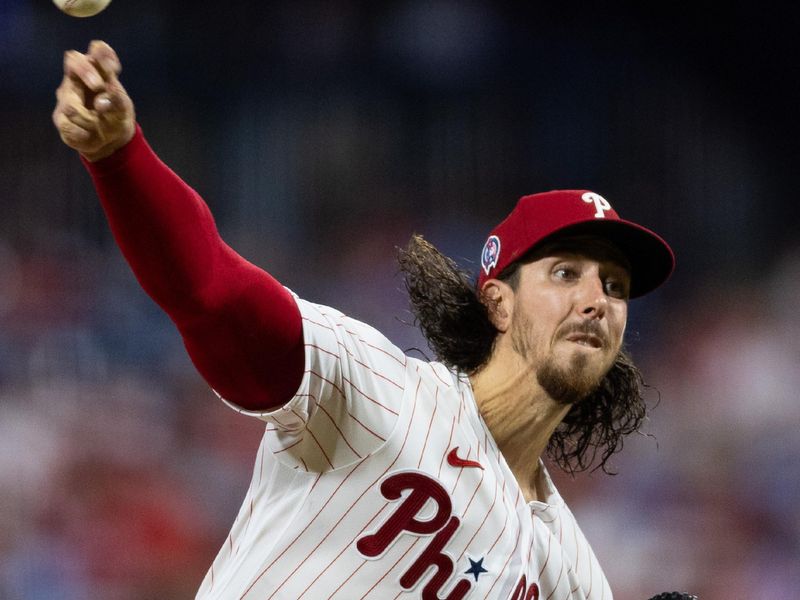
[464,557,488,582]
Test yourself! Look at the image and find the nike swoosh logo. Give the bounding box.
[447,447,484,470]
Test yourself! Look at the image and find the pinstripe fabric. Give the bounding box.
[197,297,612,599]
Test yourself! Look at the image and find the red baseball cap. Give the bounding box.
[477,190,675,298]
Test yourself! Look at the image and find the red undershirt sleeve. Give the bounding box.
[82,124,305,411]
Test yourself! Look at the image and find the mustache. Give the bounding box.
[559,321,608,347]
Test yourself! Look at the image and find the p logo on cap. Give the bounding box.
[582,192,612,218]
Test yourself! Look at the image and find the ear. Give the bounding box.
[480,279,513,333]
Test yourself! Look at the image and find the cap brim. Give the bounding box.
[536,219,675,298]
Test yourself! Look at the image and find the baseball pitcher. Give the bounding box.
[53,41,678,600]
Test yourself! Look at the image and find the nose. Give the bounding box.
[575,273,608,319]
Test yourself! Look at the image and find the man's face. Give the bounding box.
[506,238,630,405]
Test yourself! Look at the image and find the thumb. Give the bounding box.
[94,93,113,112]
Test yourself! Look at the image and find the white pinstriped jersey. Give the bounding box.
[196,296,613,600]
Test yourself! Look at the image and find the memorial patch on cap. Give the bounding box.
[481,235,501,275]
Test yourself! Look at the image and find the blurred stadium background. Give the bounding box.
[1,1,799,598]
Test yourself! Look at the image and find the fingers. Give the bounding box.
[57,42,127,120]
[93,78,130,116]
[62,40,121,96]
[54,69,104,150]
[55,80,96,126]
[63,49,104,93]
[52,109,92,146]
[88,40,121,78]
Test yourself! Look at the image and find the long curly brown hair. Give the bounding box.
[397,234,647,475]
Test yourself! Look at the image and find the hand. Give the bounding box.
[52,40,136,162]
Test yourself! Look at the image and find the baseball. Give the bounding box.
[53,0,111,17]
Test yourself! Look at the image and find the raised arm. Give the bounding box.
[52,40,304,410]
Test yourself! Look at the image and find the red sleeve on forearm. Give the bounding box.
[83,125,304,411]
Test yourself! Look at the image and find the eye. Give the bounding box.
[603,277,629,299]
[553,266,579,281]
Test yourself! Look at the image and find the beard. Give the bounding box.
[511,313,614,406]
[536,352,603,405]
